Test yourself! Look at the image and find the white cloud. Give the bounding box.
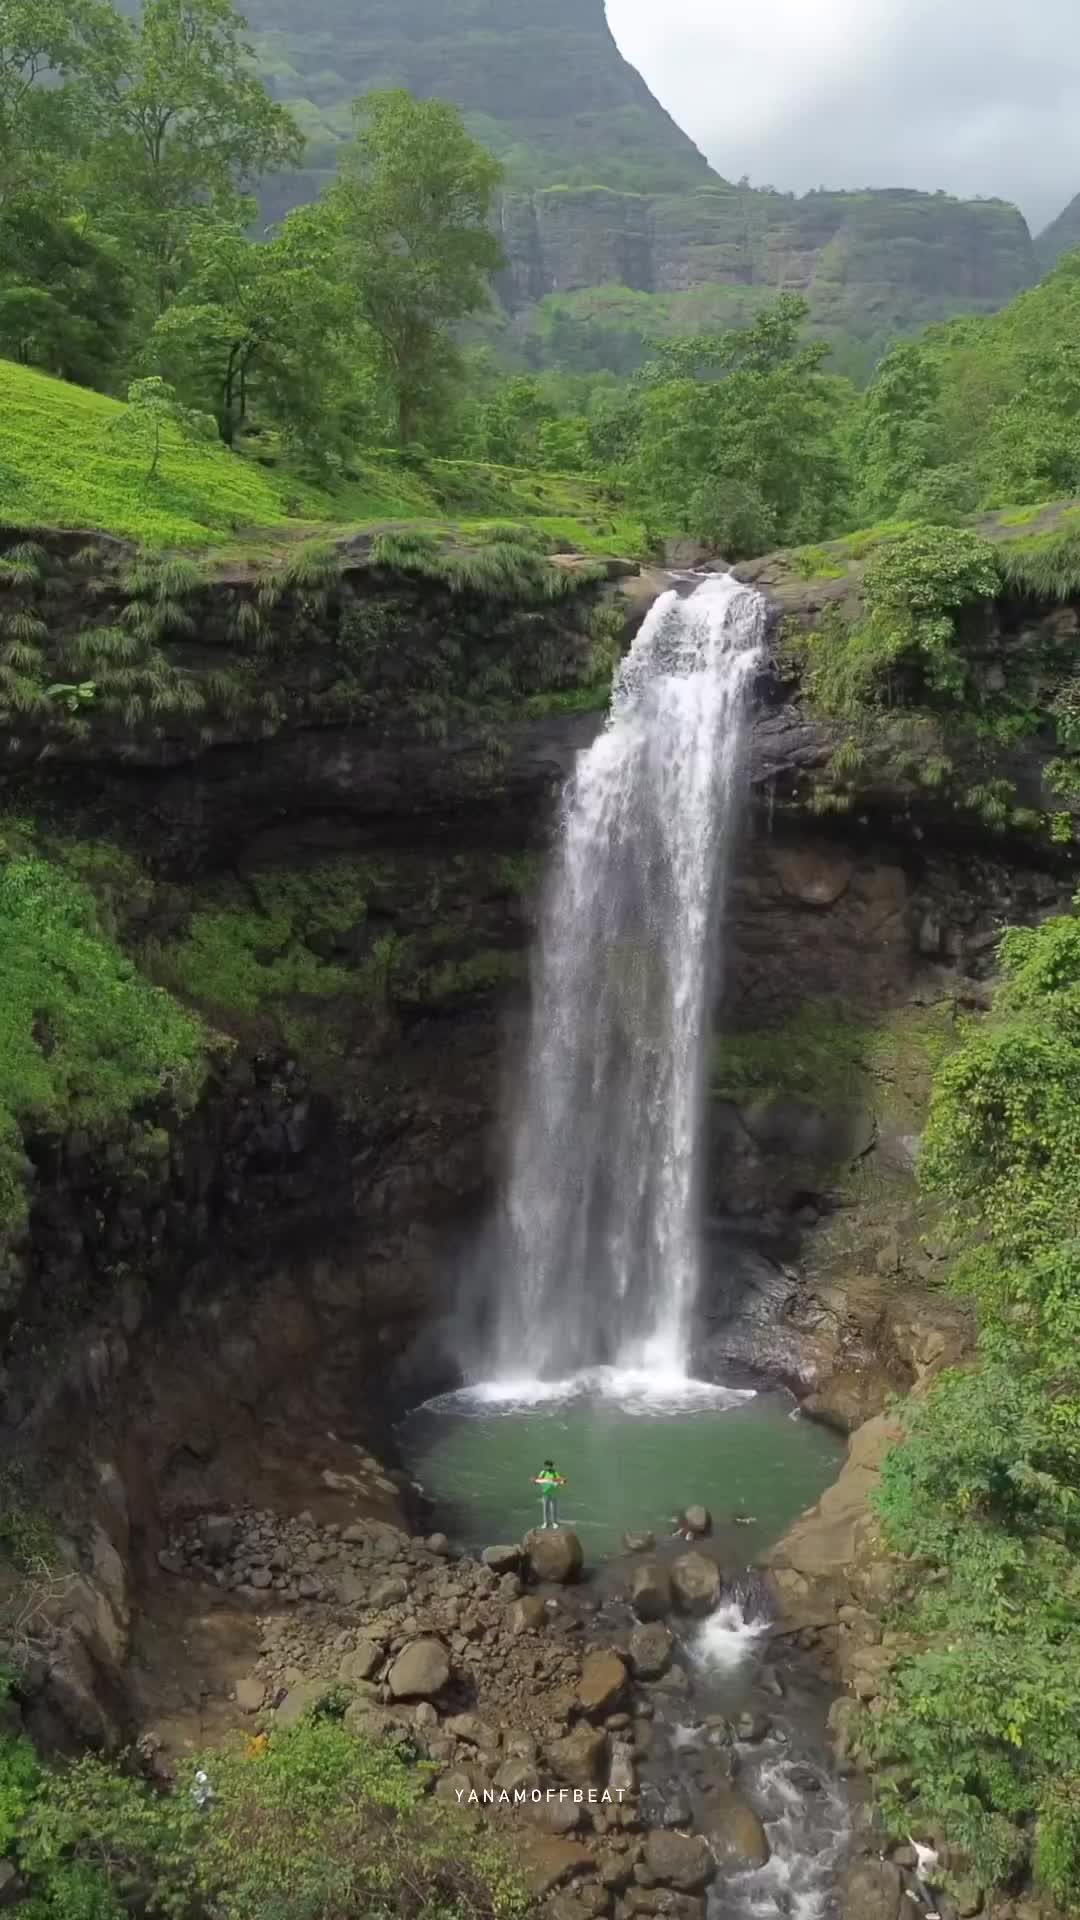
[607,0,1080,230]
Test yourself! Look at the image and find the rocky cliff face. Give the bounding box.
[4,538,1078,1763]
[252,0,711,212]
[1036,190,1080,272]
[500,184,1037,374]
[246,0,1038,376]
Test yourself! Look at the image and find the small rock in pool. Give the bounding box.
[622,1530,656,1554]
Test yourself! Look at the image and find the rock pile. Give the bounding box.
[154,1504,778,1918]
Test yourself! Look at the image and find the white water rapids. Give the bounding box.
[489,574,765,1386]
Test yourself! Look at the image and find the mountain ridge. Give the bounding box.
[246,0,1040,376]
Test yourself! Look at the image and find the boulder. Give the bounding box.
[481,1544,521,1574]
[520,1834,594,1898]
[700,1784,770,1869]
[387,1637,451,1701]
[445,1712,500,1752]
[628,1622,673,1680]
[546,1724,608,1786]
[509,1595,548,1634]
[773,844,854,907]
[234,1675,265,1714]
[734,1711,770,1742]
[643,1829,716,1893]
[839,1859,903,1920]
[629,1560,673,1621]
[495,1758,541,1796]
[200,1514,237,1563]
[275,1679,329,1727]
[524,1528,583,1584]
[536,1794,586,1835]
[578,1650,628,1717]
[343,1700,399,1742]
[681,1506,712,1538]
[670,1552,721,1616]
[623,1894,706,1920]
[371,1576,408,1608]
[623,1531,656,1554]
[339,1641,381,1686]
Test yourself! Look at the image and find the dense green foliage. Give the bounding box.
[857,251,1080,523]
[0,0,507,461]
[0,832,205,1233]
[0,1714,525,1919]
[872,904,1080,1903]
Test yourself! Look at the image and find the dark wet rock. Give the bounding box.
[629,1561,673,1621]
[699,1783,770,1869]
[628,1623,673,1680]
[669,1553,721,1617]
[680,1506,711,1538]
[200,1514,237,1562]
[839,1858,904,1920]
[734,1711,771,1743]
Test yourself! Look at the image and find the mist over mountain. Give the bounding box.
[243,0,1058,374]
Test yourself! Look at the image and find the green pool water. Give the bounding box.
[397,1375,844,1562]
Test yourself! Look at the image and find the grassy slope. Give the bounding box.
[0,358,649,556]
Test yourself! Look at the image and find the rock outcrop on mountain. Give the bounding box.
[249,0,1039,376]
[1036,190,1080,273]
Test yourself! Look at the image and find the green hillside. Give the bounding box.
[0,360,649,556]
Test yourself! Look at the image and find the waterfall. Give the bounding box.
[489,574,765,1386]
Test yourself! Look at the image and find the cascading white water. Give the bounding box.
[489,574,765,1386]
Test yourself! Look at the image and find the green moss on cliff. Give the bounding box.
[0,834,205,1234]
[712,1003,869,1107]
[156,861,380,1020]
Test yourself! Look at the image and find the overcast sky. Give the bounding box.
[608,0,1080,232]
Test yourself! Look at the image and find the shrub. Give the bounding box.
[13,1721,527,1920]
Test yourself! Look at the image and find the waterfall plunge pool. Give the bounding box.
[397,1373,844,1561]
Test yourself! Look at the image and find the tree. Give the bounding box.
[0,197,132,384]
[983,343,1080,505]
[855,341,943,518]
[151,204,371,451]
[0,0,121,204]
[107,375,215,478]
[625,297,854,557]
[84,0,302,312]
[323,90,503,444]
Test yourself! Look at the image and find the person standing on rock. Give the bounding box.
[533,1460,566,1529]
